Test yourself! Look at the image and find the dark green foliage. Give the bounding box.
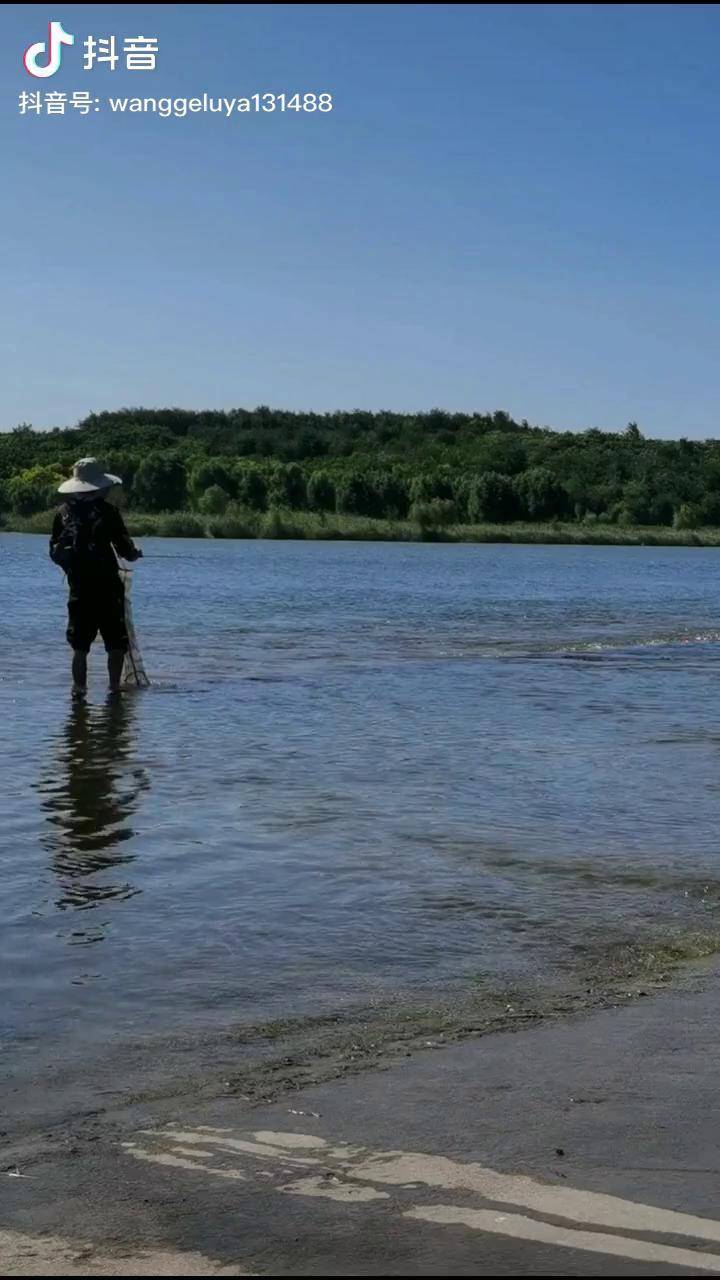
[198,484,230,515]
[267,463,307,510]
[235,466,268,511]
[378,472,410,519]
[674,503,699,530]
[133,453,188,512]
[189,459,237,507]
[409,471,454,504]
[516,467,569,521]
[3,405,720,531]
[468,473,521,522]
[474,433,527,476]
[336,473,382,517]
[613,481,674,527]
[307,471,336,512]
[411,499,458,530]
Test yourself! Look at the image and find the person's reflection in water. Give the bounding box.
[39,695,149,917]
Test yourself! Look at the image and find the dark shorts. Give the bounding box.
[66,581,128,654]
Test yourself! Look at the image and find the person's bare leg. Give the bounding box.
[72,650,87,693]
[107,649,125,692]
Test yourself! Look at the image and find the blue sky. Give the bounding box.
[3,3,719,436]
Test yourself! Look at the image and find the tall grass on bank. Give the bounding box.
[4,506,720,546]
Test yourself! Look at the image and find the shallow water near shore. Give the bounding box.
[4,535,720,1097]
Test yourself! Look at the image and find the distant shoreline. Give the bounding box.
[4,510,720,547]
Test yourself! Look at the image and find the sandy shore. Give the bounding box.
[4,973,720,1275]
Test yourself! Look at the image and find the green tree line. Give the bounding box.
[2,408,720,530]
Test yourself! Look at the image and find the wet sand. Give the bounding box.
[3,967,720,1275]
[5,930,718,1145]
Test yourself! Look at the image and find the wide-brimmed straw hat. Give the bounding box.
[58,457,122,495]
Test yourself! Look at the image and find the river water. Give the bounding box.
[3,535,720,1079]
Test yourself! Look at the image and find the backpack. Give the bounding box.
[51,501,110,575]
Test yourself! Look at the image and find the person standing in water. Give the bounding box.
[49,458,142,694]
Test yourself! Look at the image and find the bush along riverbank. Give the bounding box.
[7,409,720,540]
[5,506,720,546]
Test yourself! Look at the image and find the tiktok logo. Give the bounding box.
[23,20,74,77]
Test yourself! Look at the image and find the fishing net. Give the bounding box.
[118,566,150,687]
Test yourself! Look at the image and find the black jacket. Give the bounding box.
[50,499,141,589]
